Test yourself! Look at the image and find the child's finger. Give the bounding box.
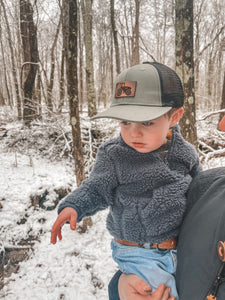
[70,215,77,230]
[57,227,62,240]
[51,219,64,244]
[50,230,57,244]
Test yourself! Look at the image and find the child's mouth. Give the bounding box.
[132,142,145,148]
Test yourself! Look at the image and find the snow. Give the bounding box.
[0,111,118,300]
[0,108,224,299]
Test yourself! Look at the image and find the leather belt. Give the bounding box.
[115,237,177,250]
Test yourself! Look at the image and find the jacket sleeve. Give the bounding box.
[58,144,118,222]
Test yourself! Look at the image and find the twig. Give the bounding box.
[199,140,215,152]
[205,148,225,162]
[198,109,225,121]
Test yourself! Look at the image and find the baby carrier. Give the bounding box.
[176,167,225,300]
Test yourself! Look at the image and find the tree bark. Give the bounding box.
[1,0,22,119]
[132,0,140,65]
[110,0,121,74]
[20,0,39,126]
[66,0,85,187]
[218,71,225,126]
[46,13,62,113]
[175,0,197,148]
[0,20,11,106]
[80,0,96,117]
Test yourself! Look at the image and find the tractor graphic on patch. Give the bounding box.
[116,82,132,96]
[115,81,136,98]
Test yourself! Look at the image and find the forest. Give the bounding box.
[1,0,225,298]
[1,0,225,178]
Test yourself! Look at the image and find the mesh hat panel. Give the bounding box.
[144,62,184,107]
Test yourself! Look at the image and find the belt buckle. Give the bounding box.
[156,244,166,251]
[150,242,166,251]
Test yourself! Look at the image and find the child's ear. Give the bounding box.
[169,107,184,127]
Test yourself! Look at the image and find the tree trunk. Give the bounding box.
[66,0,85,186]
[20,0,39,126]
[66,0,92,233]
[1,0,22,119]
[80,0,96,117]
[46,14,62,113]
[0,21,11,107]
[36,70,42,118]
[110,0,121,74]
[218,71,225,126]
[78,2,84,110]
[132,0,140,65]
[175,0,197,148]
[58,0,69,113]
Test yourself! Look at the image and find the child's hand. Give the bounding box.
[50,207,78,244]
[118,273,175,300]
[219,115,225,131]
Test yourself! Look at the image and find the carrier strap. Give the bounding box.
[206,262,225,299]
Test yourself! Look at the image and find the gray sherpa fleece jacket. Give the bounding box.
[58,125,202,244]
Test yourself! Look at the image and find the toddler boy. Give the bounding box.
[51,62,202,300]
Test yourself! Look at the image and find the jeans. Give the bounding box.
[108,270,122,300]
[111,239,178,300]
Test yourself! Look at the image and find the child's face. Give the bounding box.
[120,113,174,153]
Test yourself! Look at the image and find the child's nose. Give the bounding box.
[131,123,143,138]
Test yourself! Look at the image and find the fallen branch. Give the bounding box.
[205,148,225,162]
[198,109,225,121]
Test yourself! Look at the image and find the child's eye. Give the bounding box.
[120,121,130,125]
[142,121,153,126]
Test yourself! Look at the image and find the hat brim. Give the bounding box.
[91,105,172,122]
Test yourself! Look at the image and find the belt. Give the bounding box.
[115,237,177,250]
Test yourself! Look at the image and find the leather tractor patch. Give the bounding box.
[115,81,136,98]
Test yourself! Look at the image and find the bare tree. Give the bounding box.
[175,0,197,148]
[0,17,11,107]
[110,0,120,74]
[218,39,225,126]
[132,0,140,65]
[45,13,62,113]
[1,0,22,119]
[65,0,85,186]
[20,0,39,126]
[80,0,96,117]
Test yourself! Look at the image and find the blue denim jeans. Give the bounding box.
[108,270,122,300]
[111,239,178,300]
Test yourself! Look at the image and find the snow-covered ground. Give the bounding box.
[0,146,117,300]
[0,107,225,300]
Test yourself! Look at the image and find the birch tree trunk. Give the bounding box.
[175,0,197,148]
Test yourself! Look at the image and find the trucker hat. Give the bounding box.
[91,62,184,122]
